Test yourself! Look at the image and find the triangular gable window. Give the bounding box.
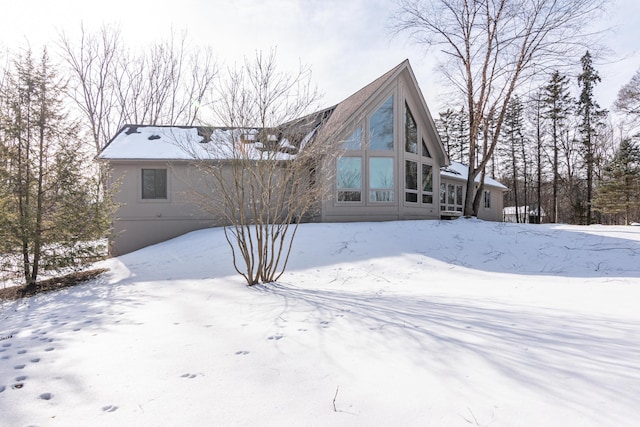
[405,103,417,154]
[421,138,431,158]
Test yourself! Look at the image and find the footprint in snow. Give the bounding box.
[2,342,10,348]
[15,376,27,381]
[17,349,27,354]
[267,335,283,341]
[39,392,53,400]
[30,358,40,363]
[102,405,118,412]
[235,351,250,355]
[180,373,197,379]
[44,347,54,352]
[0,385,5,393]
[14,364,25,370]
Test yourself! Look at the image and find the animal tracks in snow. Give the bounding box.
[102,405,118,412]
[267,334,284,341]
[180,373,197,379]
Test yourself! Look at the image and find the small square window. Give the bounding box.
[142,169,167,199]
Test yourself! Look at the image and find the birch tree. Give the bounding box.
[394,0,606,217]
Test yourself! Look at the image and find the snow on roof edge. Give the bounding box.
[441,161,507,190]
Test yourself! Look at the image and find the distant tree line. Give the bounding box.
[435,49,640,225]
[395,0,639,225]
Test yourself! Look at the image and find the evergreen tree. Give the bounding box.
[592,139,640,224]
[0,48,114,290]
[436,109,456,160]
[543,70,573,223]
[502,95,528,222]
[530,90,546,224]
[577,51,607,225]
[436,107,469,163]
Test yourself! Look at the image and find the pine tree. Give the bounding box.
[543,71,573,223]
[436,109,456,159]
[0,48,115,290]
[530,90,545,224]
[592,139,640,224]
[577,51,607,224]
[502,96,528,222]
[436,107,469,163]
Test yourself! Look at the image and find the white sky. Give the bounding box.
[1,0,639,114]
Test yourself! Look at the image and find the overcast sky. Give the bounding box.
[2,0,639,116]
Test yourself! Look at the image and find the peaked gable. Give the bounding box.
[313,60,449,166]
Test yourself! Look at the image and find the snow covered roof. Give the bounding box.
[98,125,303,161]
[440,161,508,190]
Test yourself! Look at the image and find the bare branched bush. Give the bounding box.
[178,50,336,285]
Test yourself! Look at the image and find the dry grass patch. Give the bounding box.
[0,269,108,301]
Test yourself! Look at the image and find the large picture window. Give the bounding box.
[141,168,167,199]
[337,157,362,202]
[369,157,394,202]
[369,96,394,151]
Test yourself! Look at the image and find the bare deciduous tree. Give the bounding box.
[179,50,335,286]
[615,69,640,116]
[58,24,123,156]
[58,26,218,154]
[394,0,607,217]
[113,31,218,127]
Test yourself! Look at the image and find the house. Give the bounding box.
[99,60,506,255]
[440,162,507,222]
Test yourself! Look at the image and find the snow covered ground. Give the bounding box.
[1,219,639,426]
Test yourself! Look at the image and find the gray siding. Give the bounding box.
[108,161,214,255]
